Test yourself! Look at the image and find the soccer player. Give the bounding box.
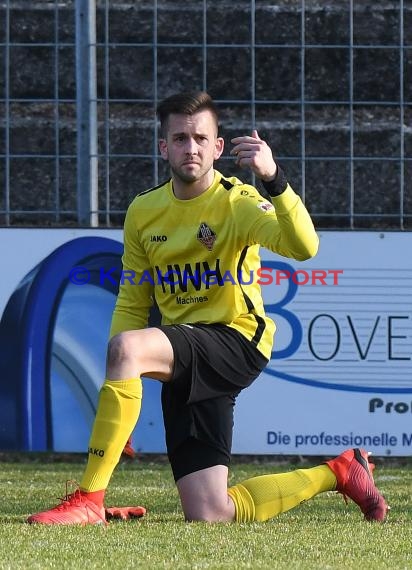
[28,91,388,525]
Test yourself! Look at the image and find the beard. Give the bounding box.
[169,161,212,184]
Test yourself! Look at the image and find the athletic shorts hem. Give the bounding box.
[169,437,230,482]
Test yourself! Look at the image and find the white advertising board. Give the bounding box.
[0,229,411,455]
[234,232,412,456]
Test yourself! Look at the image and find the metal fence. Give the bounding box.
[0,0,411,228]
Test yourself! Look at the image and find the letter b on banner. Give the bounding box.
[263,260,302,360]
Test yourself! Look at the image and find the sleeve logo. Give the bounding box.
[257,201,274,212]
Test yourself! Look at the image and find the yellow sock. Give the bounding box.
[228,465,336,522]
[80,378,142,492]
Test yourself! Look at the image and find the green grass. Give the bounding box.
[0,456,411,569]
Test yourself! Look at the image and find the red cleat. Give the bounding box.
[325,448,389,522]
[122,436,136,459]
[27,482,107,526]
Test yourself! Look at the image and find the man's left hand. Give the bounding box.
[230,130,277,181]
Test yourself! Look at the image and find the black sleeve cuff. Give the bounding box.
[260,164,288,197]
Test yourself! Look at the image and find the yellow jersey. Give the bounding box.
[110,170,318,359]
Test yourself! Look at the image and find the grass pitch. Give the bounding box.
[0,455,411,569]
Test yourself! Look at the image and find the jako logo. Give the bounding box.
[88,447,105,457]
[150,235,167,242]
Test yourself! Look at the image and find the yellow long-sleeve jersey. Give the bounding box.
[110,170,318,360]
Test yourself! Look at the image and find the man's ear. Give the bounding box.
[214,136,225,160]
[159,139,168,160]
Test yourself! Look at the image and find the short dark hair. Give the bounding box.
[156,91,219,136]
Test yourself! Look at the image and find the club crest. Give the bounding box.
[197,222,216,251]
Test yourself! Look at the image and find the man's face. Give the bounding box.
[159,110,224,184]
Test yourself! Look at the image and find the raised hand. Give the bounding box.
[230,130,277,181]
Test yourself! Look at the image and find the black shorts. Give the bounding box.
[158,323,268,481]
